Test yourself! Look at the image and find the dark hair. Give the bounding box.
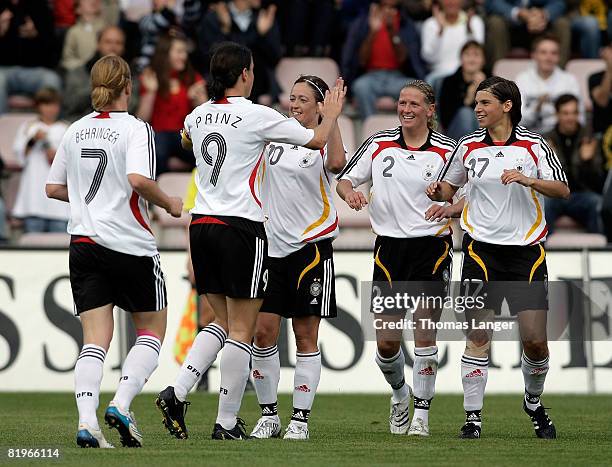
[34,87,62,105]
[554,93,578,112]
[460,40,484,56]
[150,31,196,99]
[475,76,522,126]
[293,75,330,103]
[208,42,252,101]
[532,33,560,51]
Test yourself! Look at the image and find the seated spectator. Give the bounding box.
[544,94,603,234]
[0,154,7,243]
[278,0,335,57]
[136,0,181,73]
[439,40,488,139]
[566,0,601,58]
[484,0,571,66]
[197,0,282,103]
[60,0,106,70]
[137,32,207,175]
[12,89,69,233]
[516,34,583,134]
[589,42,612,134]
[342,0,425,119]
[421,0,484,83]
[63,25,129,120]
[0,0,62,114]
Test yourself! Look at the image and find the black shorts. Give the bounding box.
[460,235,548,314]
[372,235,452,313]
[190,215,267,299]
[69,236,167,315]
[261,239,336,319]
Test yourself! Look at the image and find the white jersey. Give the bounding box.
[263,142,339,257]
[439,126,568,246]
[184,97,315,222]
[47,111,158,256]
[339,127,456,238]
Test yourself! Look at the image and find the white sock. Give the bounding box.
[216,339,251,430]
[461,354,488,426]
[412,346,438,424]
[252,344,280,416]
[113,332,161,411]
[521,352,549,410]
[375,348,411,403]
[174,323,227,401]
[75,344,106,430]
[290,350,321,424]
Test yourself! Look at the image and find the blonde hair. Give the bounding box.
[90,55,131,111]
[402,79,437,130]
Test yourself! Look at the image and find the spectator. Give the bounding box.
[61,0,106,70]
[484,0,571,66]
[439,40,488,139]
[137,32,207,174]
[136,0,180,73]
[0,0,62,114]
[589,42,612,134]
[515,34,583,134]
[12,88,69,233]
[63,25,129,120]
[196,0,282,103]
[0,154,7,243]
[544,94,603,234]
[342,0,425,119]
[566,0,601,58]
[277,0,335,57]
[421,0,484,83]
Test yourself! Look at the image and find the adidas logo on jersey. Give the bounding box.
[252,370,264,380]
[406,154,415,160]
[495,151,504,158]
[290,145,299,150]
[418,366,435,376]
[295,384,311,393]
[465,369,484,378]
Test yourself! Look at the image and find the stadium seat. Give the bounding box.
[337,115,356,156]
[334,227,376,249]
[152,172,191,248]
[492,59,532,81]
[545,232,607,248]
[374,96,397,112]
[3,172,21,214]
[18,232,70,247]
[0,113,37,169]
[565,59,606,111]
[7,95,35,111]
[360,114,399,144]
[554,215,583,231]
[275,58,340,109]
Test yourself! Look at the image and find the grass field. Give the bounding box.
[1,393,611,466]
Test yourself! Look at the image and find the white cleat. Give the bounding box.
[408,417,430,437]
[76,423,115,448]
[389,395,411,435]
[283,421,309,440]
[250,415,282,439]
[104,401,143,447]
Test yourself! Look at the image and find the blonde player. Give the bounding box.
[156,42,345,440]
[427,76,568,439]
[46,55,183,448]
[249,75,346,441]
[337,80,456,437]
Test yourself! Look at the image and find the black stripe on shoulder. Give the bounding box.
[516,127,566,181]
[337,127,400,179]
[430,131,457,149]
[436,129,485,182]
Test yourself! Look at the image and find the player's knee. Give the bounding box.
[377,340,401,359]
[522,340,548,360]
[213,317,228,333]
[465,335,490,358]
[294,330,318,353]
[254,326,277,348]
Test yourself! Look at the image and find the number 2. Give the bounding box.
[81,148,108,204]
[382,156,394,177]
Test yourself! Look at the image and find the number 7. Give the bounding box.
[81,148,108,204]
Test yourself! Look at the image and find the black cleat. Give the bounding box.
[459,422,481,439]
[156,386,190,439]
[523,400,557,439]
[211,418,250,440]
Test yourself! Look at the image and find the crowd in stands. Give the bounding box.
[0,0,611,244]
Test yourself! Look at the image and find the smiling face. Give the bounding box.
[289,82,320,129]
[474,90,512,128]
[397,86,434,132]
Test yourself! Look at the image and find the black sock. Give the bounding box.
[414,397,431,410]
[291,407,310,423]
[260,402,278,417]
[465,410,482,424]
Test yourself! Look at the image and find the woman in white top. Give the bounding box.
[47,54,183,449]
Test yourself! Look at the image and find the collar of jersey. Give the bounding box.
[394,127,432,151]
[483,125,518,146]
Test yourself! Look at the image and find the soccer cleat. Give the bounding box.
[104,401,143,447]
[283,421,309,440]
[250,415,282,439]
[76,423,114,448]
[389,395,411,435]
[156,386,191,439]
[459,422,481,439]
[523,400,557,439]
[407,417,430,437]
[211,418,250,440]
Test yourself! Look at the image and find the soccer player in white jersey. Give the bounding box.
[337,80,456,437]
[46,55,183,448]
[155,42,345,440]
[426,76,569,439]
[248,75,346,441]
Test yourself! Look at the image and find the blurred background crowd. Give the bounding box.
[0,0,611,250]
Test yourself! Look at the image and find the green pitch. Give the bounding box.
[1,393,611,466]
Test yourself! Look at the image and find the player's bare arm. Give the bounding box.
[500,169,570,199]
[425,181,458,202]
[337,179,367,211]
[45,183,69,202]
[128,174,183,217]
